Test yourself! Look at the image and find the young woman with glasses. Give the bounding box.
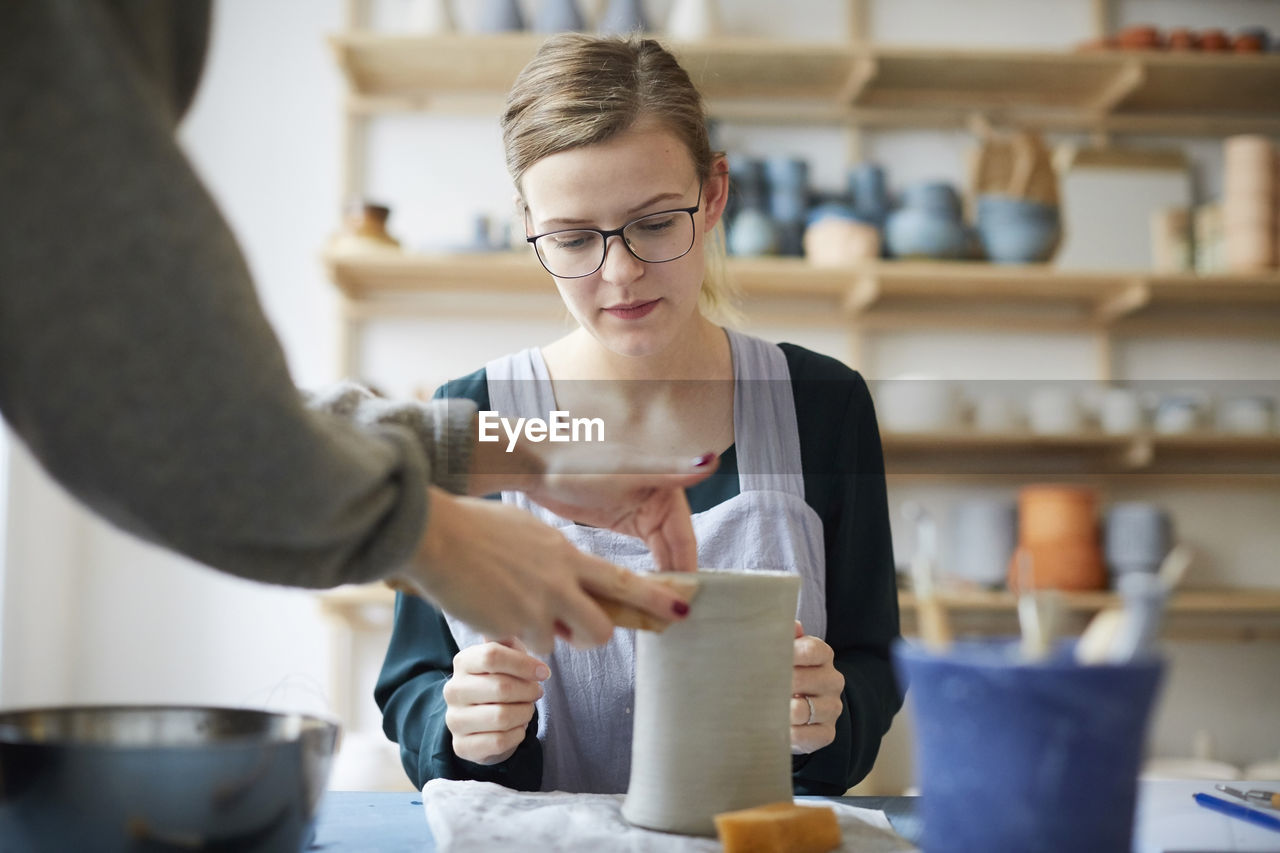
[376,34,901,797]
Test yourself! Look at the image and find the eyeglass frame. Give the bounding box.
[524,182,704,279]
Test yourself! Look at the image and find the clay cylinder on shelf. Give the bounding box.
[1009,485,1106,591]
[1223,135,1276,271]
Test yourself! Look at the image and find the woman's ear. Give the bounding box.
[513,194,530,236]
[701,155,731,231]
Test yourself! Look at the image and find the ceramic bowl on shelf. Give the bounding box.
[1215,395,1275,435]
[875,376,963,433]
[1027,385,1083,435]
[802,215,880,267]
[976,195,1062,264]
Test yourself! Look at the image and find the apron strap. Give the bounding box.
[727,329,805,498]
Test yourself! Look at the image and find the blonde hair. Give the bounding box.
[501,33,739,323]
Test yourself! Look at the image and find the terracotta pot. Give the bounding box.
[1234,34,1265,54]
[1008,541,1107,592]
[1199,29,1231,52]
[1166,28,1199,50]
[1117,25,1163,50]
[1017,484,1099,546]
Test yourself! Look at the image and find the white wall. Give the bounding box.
[2,0,1278,793]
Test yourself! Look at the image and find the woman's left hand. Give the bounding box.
[790,620,844,755]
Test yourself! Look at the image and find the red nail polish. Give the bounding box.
[672,600,690,616]
[554,619,573,640]
[692,452,714,467]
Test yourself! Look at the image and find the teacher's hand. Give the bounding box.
[471,439,719,574]
[444,638,548,766]
[390,487,694,655]
[790,620,844,755]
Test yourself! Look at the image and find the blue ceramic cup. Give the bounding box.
[892,639,1164,853]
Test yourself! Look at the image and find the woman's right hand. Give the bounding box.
[444,638,550,766]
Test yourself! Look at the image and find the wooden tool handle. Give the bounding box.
[594,575,700,633]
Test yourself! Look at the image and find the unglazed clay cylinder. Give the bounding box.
[622,570,800,836]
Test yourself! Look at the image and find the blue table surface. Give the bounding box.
[309,791,922,851]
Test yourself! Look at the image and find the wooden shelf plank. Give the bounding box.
[318,584,1280,642]
[324,251,1280,332]
[881,431,1280,479]
[899,588,1280,642]
[328,33,1280,133]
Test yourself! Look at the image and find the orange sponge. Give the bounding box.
[714,801,842,853]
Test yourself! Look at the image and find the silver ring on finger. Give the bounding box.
[804,695,816,726]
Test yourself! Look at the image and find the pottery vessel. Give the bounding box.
[875,376,962,433]
[477,0,525,32]
[1011,485,1105,591]
[947,499,1018,588]
[1216,395,1275,435]
[976,194,1062,264]
[1105,502,1173,578]
[597,0,649,34]
[405,0,455,33]
[727,207,778,257]
[623,571,800,837]
[666,0,721,40]
[802,215,880,267]
[848,162,890,225]
[895,640,1164,853]
[1027,386,1082,435]
[533,0,585,33]
[885,182,967,259]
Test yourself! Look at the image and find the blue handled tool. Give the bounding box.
[1194,792,1280,834]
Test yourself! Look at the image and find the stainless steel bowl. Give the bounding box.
[0,705,340,852]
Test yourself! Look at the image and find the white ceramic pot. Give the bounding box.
[1100,387,1144,435]
[1153,394,1204,434]
[666,0,721,40]
[972,393,1024,434]
[623,571,800,837]
[1028,386,1082,435]
[947,498,1018,587]
[876,376,961,433]
[1216,396,1274,435]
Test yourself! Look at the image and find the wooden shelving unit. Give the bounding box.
[898,588,1280,642]
[317,584,1280,644]
[322,3,1280,657]
[881,431,1280,480]
[329,32,1280,135]
[325,250,1280,334]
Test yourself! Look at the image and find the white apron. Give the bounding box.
[445,328,827,793]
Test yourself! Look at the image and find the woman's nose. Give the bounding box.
[600,234,644,284]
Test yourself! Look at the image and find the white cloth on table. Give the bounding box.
[421,779,919,852]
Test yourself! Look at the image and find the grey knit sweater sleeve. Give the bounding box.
[0,1,476,589]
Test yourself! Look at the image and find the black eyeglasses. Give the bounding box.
[526,183,703,279]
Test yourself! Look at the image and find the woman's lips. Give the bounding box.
[603,299,660,320]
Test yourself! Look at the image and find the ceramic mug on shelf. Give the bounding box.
[1100,387,1145,434]
[1153,394,1205,435]
[1216,396,1275,435]
[875,376,962,433]
[1028,386,1083,435]
[972,392,1024,434]
[947,498,1018,588]
[1104,502,1173,578]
